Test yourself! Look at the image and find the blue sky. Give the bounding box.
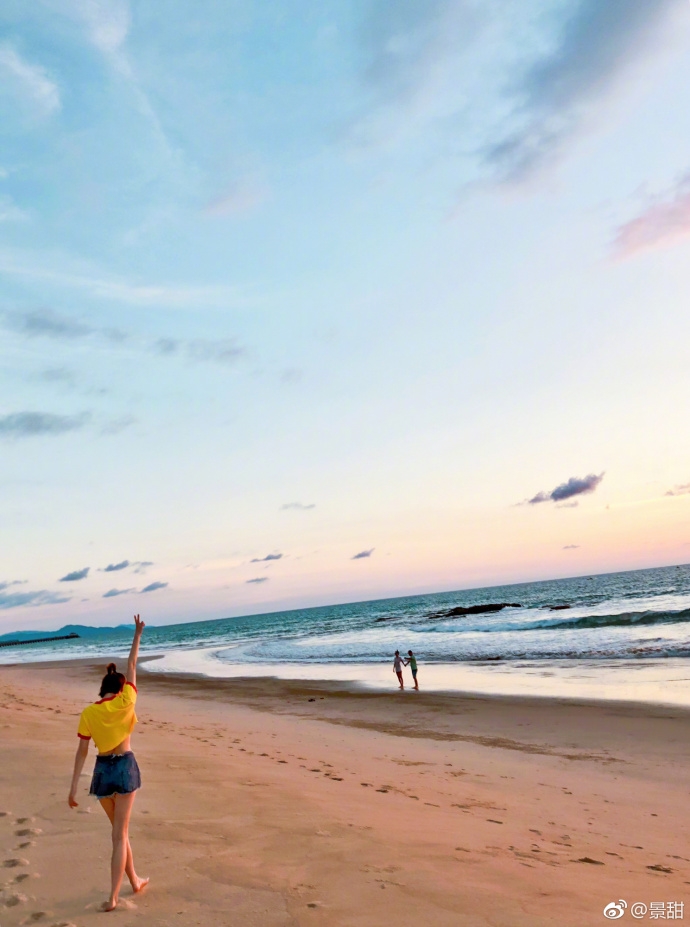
[2,0,690,630]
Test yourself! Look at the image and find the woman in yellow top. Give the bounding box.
[68,615,149,911]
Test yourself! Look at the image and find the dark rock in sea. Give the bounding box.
[427,603,522,620]
[374,616,396,622]
[548,605,571,611]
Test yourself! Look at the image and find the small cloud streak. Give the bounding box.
[281,502,315,511]
[59,567,90,582]
[5,308,92,339]
[0,44,61,115]
[103,588,135,598]
[132,561,154,574]
[0,588,70,609]
[141,581,168,593]
[4,312,242,370]
[352,549,375,560]
[246,577,269,584]
[528,473,604,505]
[250,553,283,563]
[563,544,580,550]
[0,580,27,591]
[154,337,243,367]
[0,411,89,438]
[666,483,690,497]
[613,175,690,258]
[103,560,130,573]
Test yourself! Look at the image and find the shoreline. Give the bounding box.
[7,647,690,709]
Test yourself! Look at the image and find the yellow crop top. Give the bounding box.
[77,682,138,753]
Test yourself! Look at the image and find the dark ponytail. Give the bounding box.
[99,662,126,698]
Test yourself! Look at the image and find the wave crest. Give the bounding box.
[521,607,690,632]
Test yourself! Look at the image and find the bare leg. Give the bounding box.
[99,793,148,910]
[99,798,137,890]
[396,671,404,690]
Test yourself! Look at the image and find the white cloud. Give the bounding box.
[80,0,131,57]
[64,0,179,168]
[0,45,60,116]
[0,249,255,309]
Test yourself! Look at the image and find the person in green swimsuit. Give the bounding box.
[404,650,419,690]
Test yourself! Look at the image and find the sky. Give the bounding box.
[2,0,690,631]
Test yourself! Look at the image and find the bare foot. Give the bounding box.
[132,876,149,894]
[100,898,118,912]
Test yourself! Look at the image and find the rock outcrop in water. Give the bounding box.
[427,603,521,620]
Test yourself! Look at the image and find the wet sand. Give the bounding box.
[1,658,689,926]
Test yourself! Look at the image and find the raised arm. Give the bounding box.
[126,615,145,687]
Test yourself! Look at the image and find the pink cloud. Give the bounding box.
[613,175,690,259]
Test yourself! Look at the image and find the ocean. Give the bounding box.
[4,563,690,705]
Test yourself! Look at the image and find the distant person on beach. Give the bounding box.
[404,650,419,690]
[393,650,404,690]
[68,615,149,912]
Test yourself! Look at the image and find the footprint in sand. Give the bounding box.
[2,892,28,906]
[16,828,42,837]
[16,841,35,850]
[15,818,34,825]
[3,858,30,868]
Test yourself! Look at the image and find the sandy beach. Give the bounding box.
[1,660,689,927]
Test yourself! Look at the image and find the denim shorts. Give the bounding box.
[90,751,141,798]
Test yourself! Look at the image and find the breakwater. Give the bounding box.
[0,633,80,648]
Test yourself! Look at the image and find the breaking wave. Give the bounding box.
[515,608,690,633]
